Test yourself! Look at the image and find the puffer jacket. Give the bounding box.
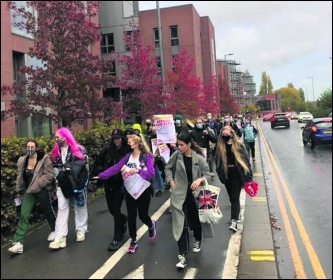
[16,150,54,194]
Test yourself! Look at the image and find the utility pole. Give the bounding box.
[156,1,165,89]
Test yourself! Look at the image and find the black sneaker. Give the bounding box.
[148,220,156,240]
[155,190,162,197]
[229,219,237,232]
[108,239,122,251]
[126,239,138,254]
[176,254,187,268]
[192,240,201,253]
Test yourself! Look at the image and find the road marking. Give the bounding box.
[248,250,275,261]
[259,125,326,279]
[221,189,246,279]
[183,268,198,279]
[123,264,144,279]
[89,199,171,279]
[252,197,266,202]
[253,173,263,177]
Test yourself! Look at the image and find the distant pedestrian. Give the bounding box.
[240,118,258,161]
[164,132,210,269]
[93,135,156,254]
[215,126,253,233]
[8,139,56,254]
[49,127,88,250]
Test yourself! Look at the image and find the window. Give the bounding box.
[154,28,160,48]
[12,51,25,82]
[10,1,36,38]
[170,26,179,46]
[123,1,134,18]
[124,31,132,51]
[101,34,115,54]
[31,115,52,137]
[156,57,161,75]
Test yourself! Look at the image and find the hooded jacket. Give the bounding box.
[16,150,54,194]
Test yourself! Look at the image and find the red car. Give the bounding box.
[262,113,273,122]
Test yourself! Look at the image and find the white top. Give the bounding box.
[61,146,69,164]
[126,154,141,169]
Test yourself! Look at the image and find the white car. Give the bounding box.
[298,112,313,123]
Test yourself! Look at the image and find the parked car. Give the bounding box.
[262,113,273,122]
[271,113,290,129]
[302,117,332,149]
[298,111,313,123]
[290,113,299,120]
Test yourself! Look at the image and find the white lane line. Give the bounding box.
[221,189,246,279]
[89,199,171,279]
[183,267,198,279]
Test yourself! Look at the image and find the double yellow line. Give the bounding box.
[258,125,326,279]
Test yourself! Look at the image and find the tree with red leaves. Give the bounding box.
[199,76,219,117]
[115,25,167,121]
[218,75,239,115]
[1,1,117,127]
[165,48,202,118]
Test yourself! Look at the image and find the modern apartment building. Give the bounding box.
[1,1,101,137]
[138,4,218,112]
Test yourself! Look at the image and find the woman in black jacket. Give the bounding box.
[215,126,253,233]
[92,129,130,251]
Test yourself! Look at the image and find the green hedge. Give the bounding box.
[1,123,133,244]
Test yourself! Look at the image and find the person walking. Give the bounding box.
[49,127,88,249]
[91,129,130,251]
[164,132,210,269]
[8,139,56,254]
[93,134,156,254]
[240,118,258,161]
[215,126,253,233]
[190,117,217,176]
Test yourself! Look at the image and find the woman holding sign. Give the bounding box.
[164,132,210,269]
[93,135,156,254]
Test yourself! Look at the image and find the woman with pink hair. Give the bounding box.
[49,127,88,250]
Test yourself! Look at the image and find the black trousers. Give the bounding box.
[245,141,255,158]
[125,187,152,241]
[104,184,127,241]
[224,167,243,221]
[178,189,202,255]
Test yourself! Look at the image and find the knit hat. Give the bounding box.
[175,114,183,121]
[124,128,135,136]
[132,123,142,134]
[111,129,123,138]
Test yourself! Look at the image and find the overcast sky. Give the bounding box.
[139,1,332,101]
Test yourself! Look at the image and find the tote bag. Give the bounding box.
[196,178,223,224]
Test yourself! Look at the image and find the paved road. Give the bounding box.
[1,128,278,279]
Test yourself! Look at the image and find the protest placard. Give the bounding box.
[154,114,177,144]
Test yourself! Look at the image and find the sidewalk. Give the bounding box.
[237,124,279,279]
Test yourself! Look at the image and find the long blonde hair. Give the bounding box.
[127,134,152,155]
[215,126,250,175]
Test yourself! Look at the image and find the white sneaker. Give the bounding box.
[47,231,55,242]
[8,242,23,254]
[49,237,66,249]
[76,231,85,242]
[176,254,187,268]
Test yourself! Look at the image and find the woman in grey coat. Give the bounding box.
[164,132,210,269]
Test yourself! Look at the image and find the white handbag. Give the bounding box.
[196,178,223,224]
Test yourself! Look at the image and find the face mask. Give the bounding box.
[56,139,65,147]
[222,135,231,142]
[207,116,211,120]
[196,124,203,129]
[27,148,36,156]
[146,123,151,127]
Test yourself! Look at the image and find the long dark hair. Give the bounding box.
[178,132,204,157]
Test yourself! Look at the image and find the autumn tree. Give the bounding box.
[199,76,219,116]
[259,71,273,94]
[217,75,238,114]
[2,1,116,127]
[165,48,202,118]
[115,25,167,121]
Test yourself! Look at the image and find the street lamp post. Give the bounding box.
[302,85,308,102]
[156,1,165,89]
[224,53,233,62]
[308,76,315,101]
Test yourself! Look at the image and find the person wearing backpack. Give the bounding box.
[93,134,156,254]
[240,118,258,161]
